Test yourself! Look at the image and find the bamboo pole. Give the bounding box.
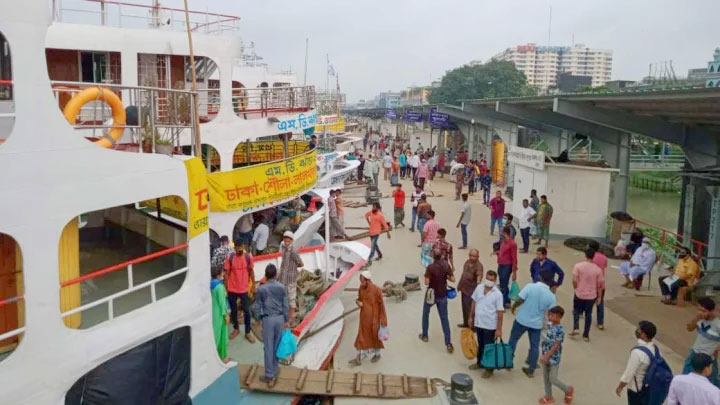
[183,0,202,157]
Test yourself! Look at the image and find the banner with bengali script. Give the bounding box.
[185,158,210,238]
[208,140,310,166]
[206,150,318,212]
[315,117,345,132]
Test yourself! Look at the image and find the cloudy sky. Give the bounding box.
[180,1,718,102]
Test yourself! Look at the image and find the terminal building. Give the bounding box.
[492,43,613,91]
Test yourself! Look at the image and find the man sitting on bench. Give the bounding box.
[659,246,699,306]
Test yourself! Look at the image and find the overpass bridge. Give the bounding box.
[345,87,720,270]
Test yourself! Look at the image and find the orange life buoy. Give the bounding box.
[63,87,126,148]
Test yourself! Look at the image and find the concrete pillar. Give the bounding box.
[485,126,493,169]
[594,131,630,213]
[706,186,720,271]
[467,124,475,158]
[506,127,519,196]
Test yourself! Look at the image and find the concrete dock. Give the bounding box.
[332,167,692,405]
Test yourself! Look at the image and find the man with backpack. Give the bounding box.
[616,320,673,405]
[224,239,256,343]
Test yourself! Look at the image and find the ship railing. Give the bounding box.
[59,243,188,324]
[632,218,708,271]
[51,80,198,155]
[0,295,25,342]
[52,0,241,35]
[197,85,316,120]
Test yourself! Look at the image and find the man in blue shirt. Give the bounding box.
[253,264,290,386]
[530,247,564,286]
[509,271,557,378]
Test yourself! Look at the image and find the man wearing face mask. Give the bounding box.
[467,270,504,379]
[619,237,657,289]
[659,247,699,305]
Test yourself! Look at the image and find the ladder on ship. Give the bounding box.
[239,364,439,399]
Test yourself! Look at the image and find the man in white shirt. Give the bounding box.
[616,320,658,404]
[251,221,270,255]
[467,270,504,379]
[456,193,472,249]
[410,152,421,180]
[383,153,393,181]
[668,352,720,405]
[519,199,536,254]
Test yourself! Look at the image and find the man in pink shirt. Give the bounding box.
[589,240,608,330]
[417,159,429,190]
[571,248,605,341]
[421,210,441,268]
[489,191,505,236]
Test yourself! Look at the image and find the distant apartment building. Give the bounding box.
[492,43,613,91]
[374,91,402,109]
[400,86,431,106]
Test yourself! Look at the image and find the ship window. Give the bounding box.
[59,198,188,330]
[0,233,24,364]
[180,143,220,172]
[0,31,13,145]
[79,51,120,84]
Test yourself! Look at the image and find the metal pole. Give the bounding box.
[184,0,202,157]
[303,38,309,86]
[324,200,331,283]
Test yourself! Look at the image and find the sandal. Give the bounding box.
[538,397,555,404]
[446,344,454,353]
[564,386,574,404]
[371,355,381,363]
[418,334,428,343]
[348,358,361,367]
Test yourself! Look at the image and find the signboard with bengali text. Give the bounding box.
[406,111,422,122]
[507,145,545,170]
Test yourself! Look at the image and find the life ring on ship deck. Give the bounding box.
[62,87,127,148]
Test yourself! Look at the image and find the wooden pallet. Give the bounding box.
[239,364,438,399]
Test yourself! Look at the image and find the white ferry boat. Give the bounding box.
[0,1,367,403]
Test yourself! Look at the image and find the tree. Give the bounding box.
[428,60,536,105]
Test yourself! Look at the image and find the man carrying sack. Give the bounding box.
[468,270,504,378]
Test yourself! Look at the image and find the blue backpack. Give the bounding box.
[632,345,673,405]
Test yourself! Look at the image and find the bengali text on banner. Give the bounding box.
[206,150,318,212]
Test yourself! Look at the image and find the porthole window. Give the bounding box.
[0,232,23,363]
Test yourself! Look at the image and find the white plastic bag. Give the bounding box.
[378,326,390,341]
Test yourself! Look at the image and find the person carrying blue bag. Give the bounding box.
[253,264,290,387]
[467,270,504,379]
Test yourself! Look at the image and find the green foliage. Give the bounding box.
[428,60,537,105]
[574,85,613,94]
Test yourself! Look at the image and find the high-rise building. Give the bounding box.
[374,92,402,108]
[492,43,613,91]
[705,48,720,88]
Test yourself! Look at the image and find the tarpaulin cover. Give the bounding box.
[65,326,191,405]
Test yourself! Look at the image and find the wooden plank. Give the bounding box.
[354,372,362,394]
[237,364,437,399]
[426,377,432,396]
[244,364,258,386]
[296,367,308,391]
[377,373,384,397]
[326,369,334,393]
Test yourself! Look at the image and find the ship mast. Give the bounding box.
[183,0,202,157]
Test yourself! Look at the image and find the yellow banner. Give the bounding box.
[209,140,310,166]
[185,158,210,238]
[207,150,317,212]
[137,158,208,239]
[315,117,345,132]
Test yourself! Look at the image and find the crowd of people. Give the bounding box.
[207,126,718,403]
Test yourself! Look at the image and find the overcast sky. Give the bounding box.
[179,0,718,102]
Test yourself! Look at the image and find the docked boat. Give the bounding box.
[0,1,366,403]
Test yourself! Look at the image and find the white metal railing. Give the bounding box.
[51,80,197,154]
[197,85,315,119]
[53,0,241,35]
[629,154,685,164]
[0,326,25,343]
[61,265,188,323]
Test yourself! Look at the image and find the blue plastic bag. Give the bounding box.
[276,329,298,360]
[378,326,389,341]
[509,281,520,301]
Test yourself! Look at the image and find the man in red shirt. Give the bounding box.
[224,239,256,342]
[392,184,406,228]
[496,227,518,308]
[489,191,505,236]
[365,203,390,266]
[589,240,608,330]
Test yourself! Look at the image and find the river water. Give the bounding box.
[626,186,681,232]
